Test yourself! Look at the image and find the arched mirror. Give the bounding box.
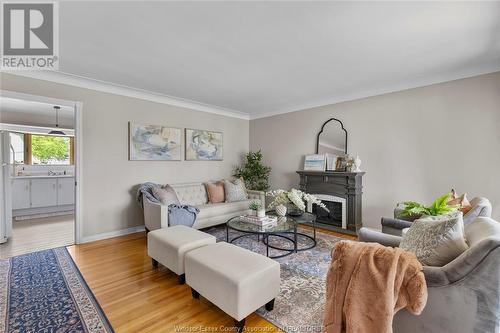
[316,118,347,155]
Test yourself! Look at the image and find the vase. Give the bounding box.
[276,204,287,217]
[353,155,362,172]
[287,204,304,217]
[257,209,266,218]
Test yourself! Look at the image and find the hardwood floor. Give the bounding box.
[0,215,74,259]
[68,226,354,333]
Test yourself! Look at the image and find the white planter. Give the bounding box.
[257,209,266,218]
[276,204,287,217]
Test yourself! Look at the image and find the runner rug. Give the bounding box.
[0,247,114,333]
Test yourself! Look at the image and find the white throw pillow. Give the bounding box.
[400,212,468,266]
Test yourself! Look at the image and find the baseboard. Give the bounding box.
[79,226,145,244]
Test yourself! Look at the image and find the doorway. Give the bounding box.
[0,91,82,259]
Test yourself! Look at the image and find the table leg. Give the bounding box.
[294,227,298,253]
[266,235,269,257]
[313,218,317,240]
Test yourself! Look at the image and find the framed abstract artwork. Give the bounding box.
[185,128,223,161]
[128,122,182,161]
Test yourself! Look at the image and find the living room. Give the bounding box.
[0,1,499,333]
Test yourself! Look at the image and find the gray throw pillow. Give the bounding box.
[224,178,248,202]
[152,185,180,206]
[400,212,468,266]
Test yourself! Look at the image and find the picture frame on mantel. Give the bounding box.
[304,154,326,171]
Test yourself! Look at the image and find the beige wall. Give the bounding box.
[1,73,249,238]
[250,72,500,228]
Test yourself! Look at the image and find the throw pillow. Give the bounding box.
[224,178,248,202]
[400,212,468,266]
[205,181,225,203]
[448,192,472,215]
[152,185,180,206]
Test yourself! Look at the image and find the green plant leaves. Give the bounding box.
[233,150,272,191]
[400,192,460,217]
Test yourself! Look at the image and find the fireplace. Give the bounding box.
[308,194,347,229]
[297,170,364,235]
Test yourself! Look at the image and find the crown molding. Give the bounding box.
[3,70,250,120]
[250,66,500,120]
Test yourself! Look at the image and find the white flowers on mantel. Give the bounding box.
[266,189,329,212]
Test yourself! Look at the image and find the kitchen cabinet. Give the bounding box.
[31,178,58,208]
[57,177,75,205]
[11,176,75,214]
[12,179,30,209]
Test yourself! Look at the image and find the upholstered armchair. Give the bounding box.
[358,217,500,333]
[382,197,492,236]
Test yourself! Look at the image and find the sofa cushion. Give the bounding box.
[400,212,469,266]
[152,185,179,206]
[205,181,225,203]
[448,193,472,215]
[224,178,248,202]
[171,183,208,206]
[196,200,252,220]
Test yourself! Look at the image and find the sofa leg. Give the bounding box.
[191,288,200,299]
[234,318,245,333]
[265,298,275,311]
[152,258,158,268]
[178,274,185,285]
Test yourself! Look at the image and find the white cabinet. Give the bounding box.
[12,179,30,209]
[57,178,75,206]
[31,178,58,208]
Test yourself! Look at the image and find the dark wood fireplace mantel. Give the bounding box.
[297,170,365,235]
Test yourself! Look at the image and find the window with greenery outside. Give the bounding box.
[31,135,71,165]
[233,150,271,191]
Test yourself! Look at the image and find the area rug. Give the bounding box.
[206,226,343,333]
[0,247,114,333]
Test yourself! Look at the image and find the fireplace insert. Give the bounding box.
[312,201,343,227]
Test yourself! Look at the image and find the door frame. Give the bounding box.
[0,90,84,244]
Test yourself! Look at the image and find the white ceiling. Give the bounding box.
[0,98,74,123]
[53,1,500,118]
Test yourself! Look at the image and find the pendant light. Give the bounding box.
[48,106,66,135]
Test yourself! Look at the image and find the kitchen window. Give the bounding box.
[9,133,75,165]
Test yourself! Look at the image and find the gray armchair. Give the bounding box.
[382,197,492,236]
[359,216,500,333]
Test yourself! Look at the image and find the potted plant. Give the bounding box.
[249,201,265,218]
[398,192,460,218]
[266,189,329,217]
[233,150,272,191]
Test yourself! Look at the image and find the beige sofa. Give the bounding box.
[143,182,265,231]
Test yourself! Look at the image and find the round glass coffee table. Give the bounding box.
[226,212,316,259]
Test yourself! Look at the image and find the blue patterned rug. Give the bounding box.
[0,247,114,333]
[205,226,342,333]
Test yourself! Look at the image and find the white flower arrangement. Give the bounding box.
[266,189,329,212]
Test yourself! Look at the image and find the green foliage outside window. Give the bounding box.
[31,135,70,163]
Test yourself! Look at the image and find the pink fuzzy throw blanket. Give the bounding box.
[323,241,427,333]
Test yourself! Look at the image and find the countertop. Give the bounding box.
[12,175,75,179]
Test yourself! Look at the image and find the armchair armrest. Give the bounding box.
[358,227,402,247]
[423,237,500,287]
[247,190,265,207]
[143,197,169,231]
[381,217,413,236]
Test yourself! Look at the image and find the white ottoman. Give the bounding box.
[185,242,281,332]
[147,225,216,284]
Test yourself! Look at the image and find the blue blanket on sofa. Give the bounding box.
[137,182,199,227]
